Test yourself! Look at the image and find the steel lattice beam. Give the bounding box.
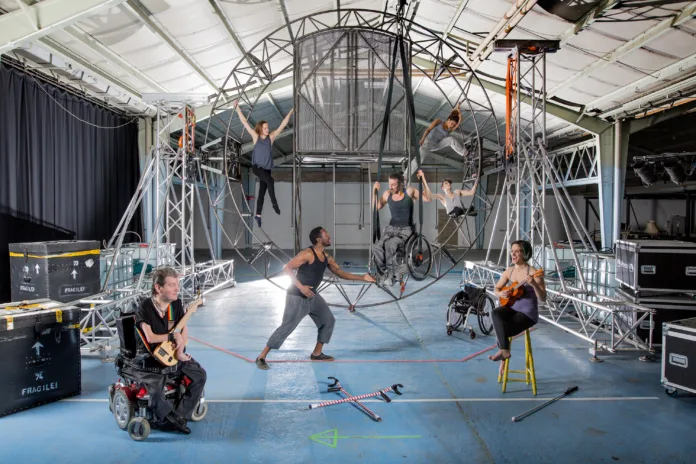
[548,1,696,98]
[0,0,127,54]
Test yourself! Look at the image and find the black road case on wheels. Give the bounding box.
[662,317,696,396]
[9,240,101,303]
[0,300,81,417]
[615,240,696,293]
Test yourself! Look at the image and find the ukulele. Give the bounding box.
[153,298,202,366]
[498,269,544,307]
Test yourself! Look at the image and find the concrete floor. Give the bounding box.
[1,252,695,463]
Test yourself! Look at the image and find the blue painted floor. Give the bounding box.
[1,270,695,463]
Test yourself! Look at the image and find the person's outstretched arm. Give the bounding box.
[271,108,294,142]
[420,119,441,145]
[327,255,376,282]
[456,174,480,197]
[450,103,462,131]
[234,100,258,144]
[416,170,432,202]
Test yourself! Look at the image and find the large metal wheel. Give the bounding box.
[198,7,502,309]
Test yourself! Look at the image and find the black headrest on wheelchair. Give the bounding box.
[115,314,138,359]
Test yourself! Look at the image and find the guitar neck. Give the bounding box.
[168,301,198,333]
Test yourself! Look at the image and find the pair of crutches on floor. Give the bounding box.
[309,377,403,422]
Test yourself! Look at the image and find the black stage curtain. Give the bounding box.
[0,63,141,302]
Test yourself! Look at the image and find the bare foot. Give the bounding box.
[498,360,505,378]
[488,349,511,362]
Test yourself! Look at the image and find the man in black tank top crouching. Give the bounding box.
[255,227,376,369]
[372,170,429,286]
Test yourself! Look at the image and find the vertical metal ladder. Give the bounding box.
[332,164,373,265]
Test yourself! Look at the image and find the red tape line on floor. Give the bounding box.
[189,327,537,364]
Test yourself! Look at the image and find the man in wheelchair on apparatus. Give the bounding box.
[133,267,207,435]
[372,170,429,286]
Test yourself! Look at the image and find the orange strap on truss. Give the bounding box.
[505,56,517,160]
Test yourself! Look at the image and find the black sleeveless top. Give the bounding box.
[287,247,328,298]
[388,193,414,227]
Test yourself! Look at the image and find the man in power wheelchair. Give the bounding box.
[372,170,432,287]
[108,268,207,440]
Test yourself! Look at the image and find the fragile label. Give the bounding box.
[19,285,36,292]
[60,286,88,296]
[21,383,59,396]
[686,267,696,277]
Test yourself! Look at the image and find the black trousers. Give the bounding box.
[491,306,536,350]
[148,358,207,422]
[252,165,278,215]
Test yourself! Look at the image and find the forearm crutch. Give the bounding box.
[309,378,403,410]
[325,377,382,421]
[512,386,579,422]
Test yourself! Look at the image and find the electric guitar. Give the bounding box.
[498,269,544,307]
[153,298,202,366]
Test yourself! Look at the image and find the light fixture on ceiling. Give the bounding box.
[662,158,688,185]
[632,160,658,186]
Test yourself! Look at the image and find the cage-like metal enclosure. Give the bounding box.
[294,29,409,155]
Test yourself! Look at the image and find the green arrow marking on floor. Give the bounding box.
[309,428,421,448]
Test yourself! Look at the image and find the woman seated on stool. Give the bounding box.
[489,240,546,372]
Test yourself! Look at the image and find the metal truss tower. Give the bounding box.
[470,40,658,361]
[77,98,236,354]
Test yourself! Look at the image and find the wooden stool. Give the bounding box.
[497,329,537,395]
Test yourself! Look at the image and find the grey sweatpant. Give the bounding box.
[266,293,336,349]
[373,225,413,274]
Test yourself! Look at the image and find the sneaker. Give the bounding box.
[272,203,280,215]
[254,216,262,228]
[310,353,334,361]
[255,357,270,370]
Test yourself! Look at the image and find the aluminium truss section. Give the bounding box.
[463,262,656,358]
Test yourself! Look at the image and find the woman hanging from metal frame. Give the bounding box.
[419,172,479,219]
[233,99,294,228]
[418,103,470,159]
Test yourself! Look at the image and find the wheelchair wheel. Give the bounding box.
[127,417,151,441]
[112,389,133,430]
[477,294,495,336]
[190,401,208,422]
[446,291,465,331]
[406,234,432,281]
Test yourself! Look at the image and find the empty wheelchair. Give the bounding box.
[446,284,494,339]
[108,314,207,441]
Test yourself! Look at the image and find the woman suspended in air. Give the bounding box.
[234,99,294,228]
[419,103,468,159]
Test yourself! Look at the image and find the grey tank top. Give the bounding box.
[510,267,539,323]
[444,193,464,213]
[252,136,273,170]
[388,193,413,227]
[426,123,449,146]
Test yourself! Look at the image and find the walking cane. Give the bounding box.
[512,386,579,422]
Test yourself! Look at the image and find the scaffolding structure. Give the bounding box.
[76,99,236,353]
[465,41,657,360]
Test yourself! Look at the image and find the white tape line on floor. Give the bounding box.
[64,396,659,403]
